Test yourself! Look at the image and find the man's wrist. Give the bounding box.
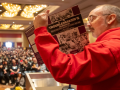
[34,27,47,36]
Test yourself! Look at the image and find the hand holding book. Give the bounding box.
[33,10,50,29]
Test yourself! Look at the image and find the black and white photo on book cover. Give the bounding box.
[55,27,89,54]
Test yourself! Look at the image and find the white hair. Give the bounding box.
[95,4,120,23]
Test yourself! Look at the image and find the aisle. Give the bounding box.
[0,84,15,90]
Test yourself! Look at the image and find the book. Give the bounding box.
[25,5,89,65]
[47,5,89,54]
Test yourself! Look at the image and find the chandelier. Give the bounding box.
[11,24,23,29]
[1,3,21,17]
[1,3,47,18]
[21,5,47,18]
[0,24,11,29]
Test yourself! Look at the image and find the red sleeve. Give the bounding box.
[34,27,119,85]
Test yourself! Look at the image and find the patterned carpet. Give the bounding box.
[0,84,15,90]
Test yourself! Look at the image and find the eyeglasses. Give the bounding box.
[88,14,110,23]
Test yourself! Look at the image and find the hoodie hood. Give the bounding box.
[96,27,120,42]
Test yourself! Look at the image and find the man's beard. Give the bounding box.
[88,26,94,31]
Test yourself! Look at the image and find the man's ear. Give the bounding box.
[107,14,116,25]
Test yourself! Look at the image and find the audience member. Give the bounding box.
[10,59,20,84]
[31,57,41,72]
[0,62,3,83]
[24,59,31,73]
[3,60,10,85]
[16,72,25,87]
[0,47,48,86]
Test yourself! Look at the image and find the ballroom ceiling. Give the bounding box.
[0,0,120,31]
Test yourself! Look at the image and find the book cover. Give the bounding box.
[47,5,89,54]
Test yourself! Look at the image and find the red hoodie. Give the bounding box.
[34,27,120,90]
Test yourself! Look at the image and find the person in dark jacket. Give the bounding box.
[0,62,3,84]
[31,57,41,72]
[3,60,10,85]
[10,59,20,84]
[24,59,31,74]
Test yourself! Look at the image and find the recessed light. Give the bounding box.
[13,22,15,23]
[0,5,2,6]
[29,22,31,24]
[85,18,87,20]
[62,0,64,1]
[20,27,25,30]
[0,10,2,12]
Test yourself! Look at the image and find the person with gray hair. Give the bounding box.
[33,4,120,90]
[96,4,120,23]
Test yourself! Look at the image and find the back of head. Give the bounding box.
[95,4,120,23]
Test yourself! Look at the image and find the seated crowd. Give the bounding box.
[0,47,49,87]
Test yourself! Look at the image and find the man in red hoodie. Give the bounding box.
[33,4,120,90]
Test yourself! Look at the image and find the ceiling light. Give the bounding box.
[1,3,21,17]
[11,24,23,29]
[2,11,18,17]
[0,5,2,6]
[83,18,88,23]
[0,10,2,12]
[21,4,47,18]
[20,27,25,30]
[21,12,34,18]
[85,18,88,21]
[29,22,31,24]
[62,0,64,1]
[2,3,21,12]
[13,22,15,23]
[0,24,11,29]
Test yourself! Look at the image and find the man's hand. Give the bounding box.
[37,67,40,70]
[17,77,20,81]
[32,66,36,68]
[11,71,15,73]
[4,71,7,74]
[14,72,17,74]
[33,10,49,29]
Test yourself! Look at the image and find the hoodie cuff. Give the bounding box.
[34,27,47,36]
